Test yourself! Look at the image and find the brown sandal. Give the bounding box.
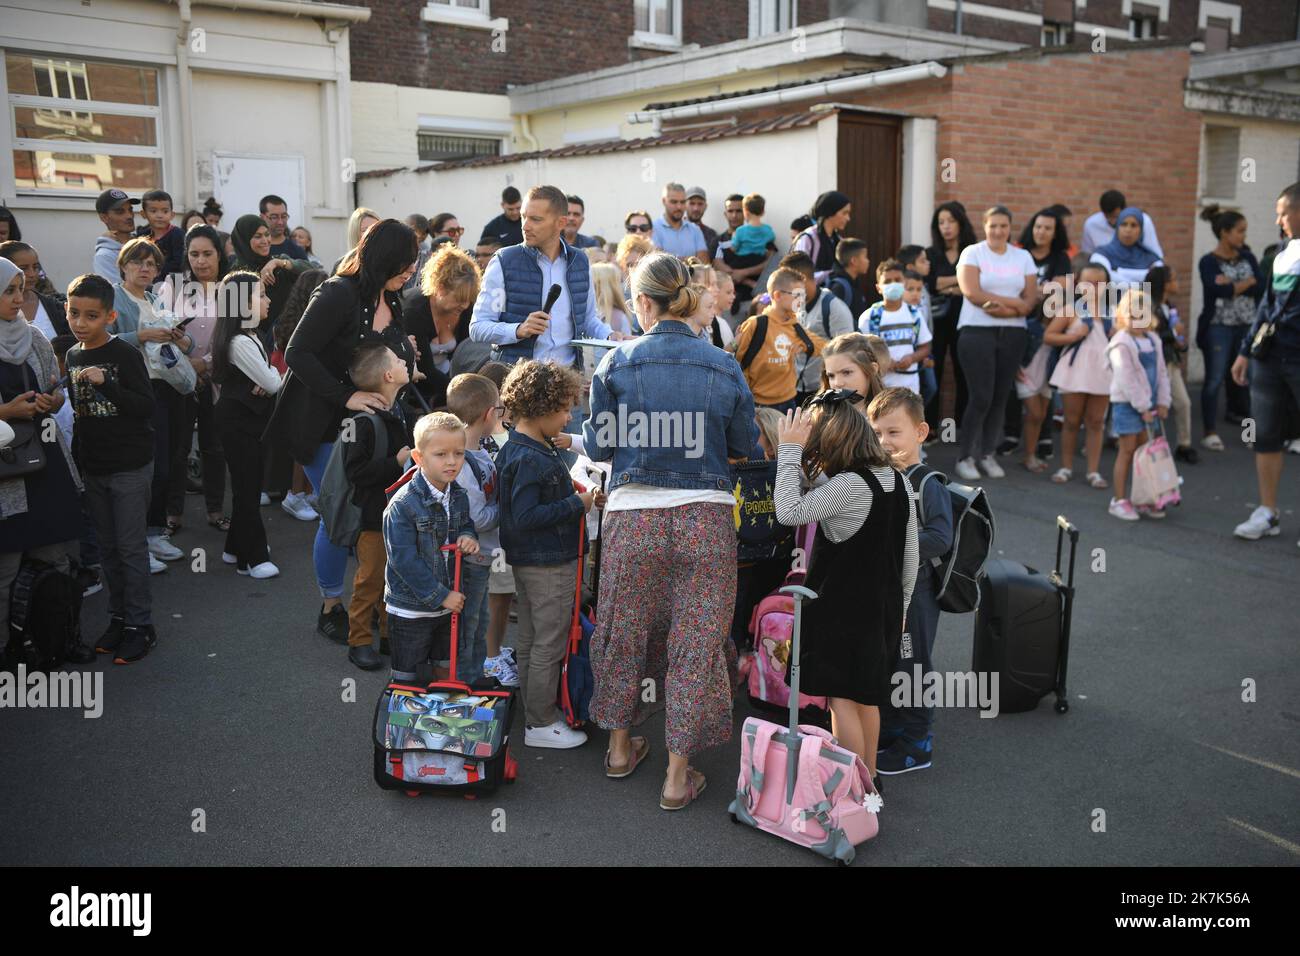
[604,736,649,779]
[660,768,707,811]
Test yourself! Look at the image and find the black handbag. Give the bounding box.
[0,363,46,480]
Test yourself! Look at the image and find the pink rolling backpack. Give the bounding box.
[729,582,881,865]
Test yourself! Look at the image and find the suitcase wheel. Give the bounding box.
[1054,699,1069,714]
[404,790,421,798]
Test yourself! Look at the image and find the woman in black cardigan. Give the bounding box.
[264,219,419,641]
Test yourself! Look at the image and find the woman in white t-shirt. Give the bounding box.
[953,205,1038,482]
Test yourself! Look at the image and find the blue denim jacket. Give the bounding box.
[496,431,584,567]
[383,467,477,614]
[582,318,758,491]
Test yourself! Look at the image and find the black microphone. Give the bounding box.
[542,283,562,314]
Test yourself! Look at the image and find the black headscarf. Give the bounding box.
[811,191,850,222]
[230,214,270,271]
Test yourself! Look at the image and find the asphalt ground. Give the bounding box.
[2,394,1297,866]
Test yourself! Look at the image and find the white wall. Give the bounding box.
[357,125,824,258]
[351,82,513,174]
[1189,116,1300,382]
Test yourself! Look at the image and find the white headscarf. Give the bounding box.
[0,257,34,366]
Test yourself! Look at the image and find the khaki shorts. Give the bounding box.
[489,564,516,594]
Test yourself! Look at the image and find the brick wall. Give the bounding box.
[844,46,1202,321]
[343,0,778,94]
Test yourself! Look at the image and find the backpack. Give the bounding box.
[739,313,815,371]
[864,303,922,342]
[827,273,855,312]
[905,463,995,614]
[4,559,82,671]
[317,413,389,549]
[731,458,795,563]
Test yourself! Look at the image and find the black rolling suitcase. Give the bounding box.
[373,545,519,797]
[972,516,1077,714]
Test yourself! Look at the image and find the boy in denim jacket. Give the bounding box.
[383,412,479,683]
[496,361,604,750]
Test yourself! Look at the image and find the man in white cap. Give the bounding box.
[685,185,718,258]
[92,188,139,282]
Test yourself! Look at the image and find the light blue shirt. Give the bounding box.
[469,240,612,367]
[651,216,707,259]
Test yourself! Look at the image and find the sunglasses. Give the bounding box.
[627,223,653,233]
[442,227,465,237]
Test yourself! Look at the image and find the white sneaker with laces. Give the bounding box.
[148,534,184,561]
[1201,434,1225,452]
[1108,498,1139,522]
[238,561,280,579]
[524,719,587,750]
[1234,506,1280,540]
[978,455,1005,479]
[281,493,318,522]
[485,653,520,687]
[148,553,167,574]
[955,457,980,481]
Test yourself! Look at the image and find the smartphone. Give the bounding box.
[175,315,198,330]
[46,372,71,395]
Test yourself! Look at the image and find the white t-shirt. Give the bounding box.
[956,242,1036,330]
[860,302,933,394]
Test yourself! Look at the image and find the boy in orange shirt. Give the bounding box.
[733,267,824,412]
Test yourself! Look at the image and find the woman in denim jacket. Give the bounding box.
[582,252,759,810]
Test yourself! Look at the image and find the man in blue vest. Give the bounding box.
[470,184,630,368]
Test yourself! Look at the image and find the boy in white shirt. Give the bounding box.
[858,259,932,395]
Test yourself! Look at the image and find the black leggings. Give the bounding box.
[166,385,225,518]
[219,425,269,569]
[148,380,188,533]
[957,326,1028,460]
[926,302,968,432]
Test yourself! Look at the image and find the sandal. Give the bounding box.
[604,736,649,779]
[1087,472,1109,489]
[660,768,707,811]
[1050,468,1072,484]
[207,513,231,532]
[1022,457,1049,474]
[165,517,183,534]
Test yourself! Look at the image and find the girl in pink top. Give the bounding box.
[1046,262,1113,488]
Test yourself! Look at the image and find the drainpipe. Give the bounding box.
[176,0,197,209]
[955,0,963,34]
[518,113,539,152]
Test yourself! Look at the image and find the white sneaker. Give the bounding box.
[259,492,271,507]
[1108,498,1139,522]
[148,534,184,561]
[524,719,587,750]
[222,552,237,565]
[238,561,280,579]
[978,455,1005,479]
[954,457,980,481]
[1201,434,1225,452]
[1234,506,1280,540]
[281,493,318,522]
[148,553,167,574]
[484,654,520,687]
[1287,438,1300,455]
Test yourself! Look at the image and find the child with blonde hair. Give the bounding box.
[1106,288,1171,521]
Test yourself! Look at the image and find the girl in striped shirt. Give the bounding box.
[774,391,918,785]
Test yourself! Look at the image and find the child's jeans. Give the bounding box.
[457,561,491,683]
[920,366,938,406]
[882,576,942,742]
[388,612,451,683]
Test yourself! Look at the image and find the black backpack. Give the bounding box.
[4,559,82,671]
[731,459,795,563]
[739,313,815,371]
[906,463,995,614]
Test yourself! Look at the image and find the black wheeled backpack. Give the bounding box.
[4,559,82,671]
[905,464,995,613]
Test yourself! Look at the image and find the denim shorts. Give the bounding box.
[1111,401,1147,436]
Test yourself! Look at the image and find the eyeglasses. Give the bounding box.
[627,223,653,234]
[442,227,464,237]
[493,405,506,416]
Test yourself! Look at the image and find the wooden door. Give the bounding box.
[835,112,902,269]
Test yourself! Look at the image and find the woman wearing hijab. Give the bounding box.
[1090,206,1164,292]
[229,214,313,351]
[0,258,92,660]
[792,190,852,284]
[264,219,419,647]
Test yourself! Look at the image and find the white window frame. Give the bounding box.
[416,114,511,165]
[421,0,508,33]
[631,0,682,50]
[749,0,799,38]
[1197,1,1240,34]
[1129,13,1158,39]
[6,52,163,199]
[1041,22,1073,46]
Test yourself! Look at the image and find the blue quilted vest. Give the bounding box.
[494,241,592,365]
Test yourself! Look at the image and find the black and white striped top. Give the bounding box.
[774,442,919,617]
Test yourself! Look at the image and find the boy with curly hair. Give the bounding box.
[495,360,605,749]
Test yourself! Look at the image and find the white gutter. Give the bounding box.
[183,0,371,22]
[176,0,197,209]
[626,61,947,133]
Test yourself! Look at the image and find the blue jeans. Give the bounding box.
[456,561,491,683]
[882,579,941,741]
[302,441,349,599]
[1201,324,1249,433]
[919,366,938,406]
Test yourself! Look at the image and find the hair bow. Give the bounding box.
[804,388,863,409]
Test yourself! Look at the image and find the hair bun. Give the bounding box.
[1200,204,1221,223]
[667,282,701,319]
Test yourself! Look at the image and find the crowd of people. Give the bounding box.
[1,174,1298,811]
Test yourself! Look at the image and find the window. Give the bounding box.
[421,0,505,31]
[1204,125,1240,200]
[749,0,797,38]
[1041,22,1073,46]
[633,0,681,45]
[417,132,502,164]
[6,53,162,196]
[1203,16,1232,52]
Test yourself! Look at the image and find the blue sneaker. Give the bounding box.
[877,735,933,775]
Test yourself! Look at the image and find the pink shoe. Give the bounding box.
[1109,498,1139,522]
